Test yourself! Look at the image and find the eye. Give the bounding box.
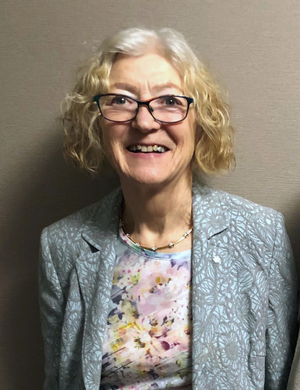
[165,96,177,105]
[159,95,182,106]
[111,95,128,105]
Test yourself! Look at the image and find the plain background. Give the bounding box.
[1,1,300,388]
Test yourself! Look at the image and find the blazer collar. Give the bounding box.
[192,181,228,241]
[80,188,123,250]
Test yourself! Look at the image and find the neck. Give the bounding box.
[120,174,193,252]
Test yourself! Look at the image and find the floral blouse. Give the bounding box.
[100,230,192,390]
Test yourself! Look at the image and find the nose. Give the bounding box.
[132,105,161,133]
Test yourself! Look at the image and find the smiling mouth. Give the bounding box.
[128,145,169,153]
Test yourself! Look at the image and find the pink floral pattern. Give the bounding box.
[100,236,192,389]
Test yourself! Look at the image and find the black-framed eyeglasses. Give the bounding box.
[93,94,194,124]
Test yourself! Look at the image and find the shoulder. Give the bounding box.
[196,183,281,222]
[39,187,123,289]
[40,187,122,258]
[192,183,286,248]
[193,184,295,283]
[216,189,287,242]
[214,188,280,222]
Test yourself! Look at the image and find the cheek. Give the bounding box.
[103,138,118,162]
[100,130,118,163]
[101,122,119,154]
[101,129,127,167]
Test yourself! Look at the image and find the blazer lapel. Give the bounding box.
[75,189,123,390]
[191,183,230,387]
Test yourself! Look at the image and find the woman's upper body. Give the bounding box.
[39,182,298,389]
[39,27,298,389]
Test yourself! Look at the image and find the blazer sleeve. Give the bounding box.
[39,227,65,390]
[265,212,298,390]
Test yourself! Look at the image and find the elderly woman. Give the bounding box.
[39,28,297,390]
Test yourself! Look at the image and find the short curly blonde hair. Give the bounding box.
[62,27,235,175]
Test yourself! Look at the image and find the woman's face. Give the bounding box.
[100,53,196,189]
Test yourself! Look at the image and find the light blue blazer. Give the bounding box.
[39,183,298,390]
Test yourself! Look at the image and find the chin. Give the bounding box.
[131,175,167,187]
[121,169,170,187]
[119,164,192,189]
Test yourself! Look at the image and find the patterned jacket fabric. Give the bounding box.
[39,183,298,390]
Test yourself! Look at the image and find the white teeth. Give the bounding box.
[128,144,167,153]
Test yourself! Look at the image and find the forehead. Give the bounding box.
[109,53,183,93]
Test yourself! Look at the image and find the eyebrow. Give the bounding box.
[110,82,183,95]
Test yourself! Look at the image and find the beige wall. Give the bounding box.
[1,1,300,388]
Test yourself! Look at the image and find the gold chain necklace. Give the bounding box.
[120,221,193,252]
